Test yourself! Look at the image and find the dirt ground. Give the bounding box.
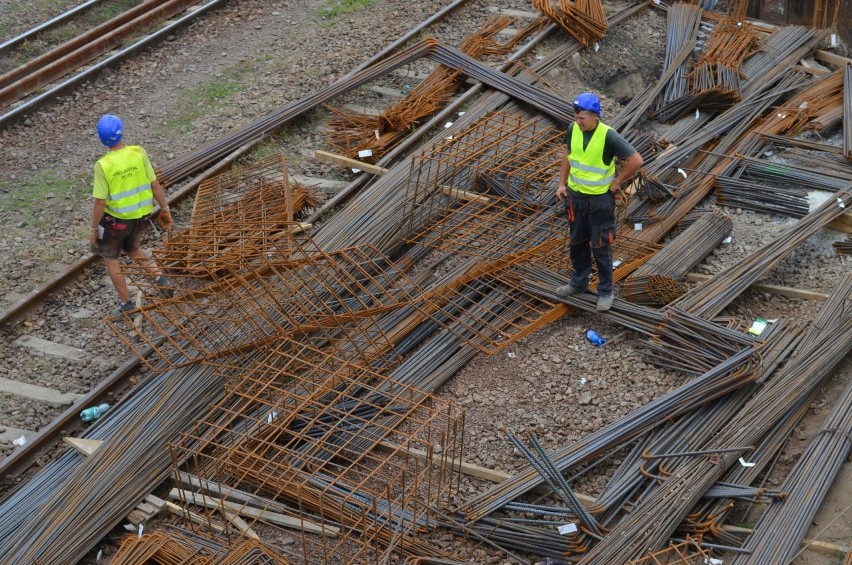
[0,1,850,563]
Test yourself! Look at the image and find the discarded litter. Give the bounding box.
[81,403,111,422]
[558,522,578,535]
[585,330,607,347]
[748,317,770,336]
[12,436,26,447]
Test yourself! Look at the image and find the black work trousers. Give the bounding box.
[566,190,616,295]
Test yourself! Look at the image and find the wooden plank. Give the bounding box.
[63,436,104,457]
[685,273,829,301]
[164,501,227,533]
[815,50,852,68]
[170,489,336,537]
[374,440,597,506]
[721,525,850,557]
[314,150,389,175]
[440,185,492,204]
[827,210,852,233]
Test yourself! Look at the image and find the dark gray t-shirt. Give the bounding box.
[564,123,636,166]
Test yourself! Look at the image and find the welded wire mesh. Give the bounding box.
[624,536,713,565]
[106,236,429,371]
[173,361,464,565]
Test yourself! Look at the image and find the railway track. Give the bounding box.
[0,0,230,129]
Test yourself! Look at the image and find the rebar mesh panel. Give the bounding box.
[191,153,317,226]
[402,112,564,244]
[173,365,463,565]
[106,238,426,371]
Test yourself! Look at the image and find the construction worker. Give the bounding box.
[89,114,173,314]
[555,92,643,311]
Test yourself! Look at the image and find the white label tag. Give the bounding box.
[444,122,453,128]
[351,168,361,174]
[695,109,700,120]
[446,135,453,141]
[831,34,838,47]
[838,198,846,208]
[739,457,755,467]
[457,111,465,117]
[558,523,578,534]
[96,549,103,562]
[634,223,643,231]
[357,149,373,158]
[12,435,26,446]
[653,0,660,4]
[97,225,105,240]
[138,523,144,538]
[613,259,623,267]
[374,129,380,140]
[722,236,732,244]
[677,168,688,179]
[594,43,600,52]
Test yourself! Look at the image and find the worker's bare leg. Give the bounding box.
[126,248,163,279]
[104,257,130,303]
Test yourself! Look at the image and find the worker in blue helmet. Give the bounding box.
[555,92,644,311]
[89,115,174,315]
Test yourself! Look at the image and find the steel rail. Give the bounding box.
[0,0,108,57]
[0,0,229,129]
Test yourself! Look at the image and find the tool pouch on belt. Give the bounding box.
[101,215,128,232]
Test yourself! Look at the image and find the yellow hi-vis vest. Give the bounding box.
[97,146,154,220]
[567,122,616,195]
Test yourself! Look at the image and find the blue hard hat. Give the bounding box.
[97,114,123,147]
[573,92,601,117]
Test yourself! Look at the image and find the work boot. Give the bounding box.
[155,275,175,298]
[555,284,585,298]
[596,293,614,312]
[113,299,136,316]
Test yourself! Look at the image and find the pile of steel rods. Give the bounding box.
[624,209,732,305]
[834,234,852,254]
[845,63,852,161]
[671,189,852,318]
[652,3,703,115]
[531,0,607,48]
[715,175,809,217]
[576,279,852,563]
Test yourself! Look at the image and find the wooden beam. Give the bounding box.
[374,440,597,506]
[440,185,492,204]
[685,273,829,301]
[314,150,389,176]
[164,501,227,533]
[721,524,850,558]
[814,50,852,68]
[827,210,852,233]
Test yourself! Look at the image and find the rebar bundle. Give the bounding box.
[844,63,851,161]
[671,189,852,318]
[531,0,608,48]
[325,16,547,164]
[624,210,732,305]
[715,176,809,217]
[834,234,852,254]
[651,3,703,115]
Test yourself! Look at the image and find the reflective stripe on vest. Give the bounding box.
[567,122,616,195]
[97,146,154,220]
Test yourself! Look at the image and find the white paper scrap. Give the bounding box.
[351,168,361,174]
[357,149,373,158]
[634,223,643,231]
[677,168,688,179]
[838,198,846,208]
[96,549,103,562]
[653,0,660,5]
[559,523,578,535]
[138,523,144,539]
[457,111,466,117]
[579,377,587,385]
[507,351,516,358]
[722,236,732,244]
[831,34,838,47]
[446,135,453,141]
[12,436,25,446]
[709,559,723,565]
[594,43,600,52]
[739,457,755,467]
[444,122,453,129]
[695,109,700,120]
[613,259,623,267]
[374,129,380,140]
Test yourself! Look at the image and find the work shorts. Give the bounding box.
[94,215,145,259]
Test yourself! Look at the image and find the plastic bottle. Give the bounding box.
[585,329,607,347]
[80,403,111,422]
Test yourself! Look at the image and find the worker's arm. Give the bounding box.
[556,148,570,202]
[90,198,106,247]
[151,179,173,231]
[611,151,643,192]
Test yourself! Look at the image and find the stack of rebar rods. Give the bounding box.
[715,176,809,217]
[671,189,852,318]
[844,63,851,161]
[624,210,732,305]
[531,0,608,48]
[834,234,852,254]
[575,281,852,563]
[651,3,703,115]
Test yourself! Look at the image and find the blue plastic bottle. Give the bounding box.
[585,330,607,347]
[80,403,111,422]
